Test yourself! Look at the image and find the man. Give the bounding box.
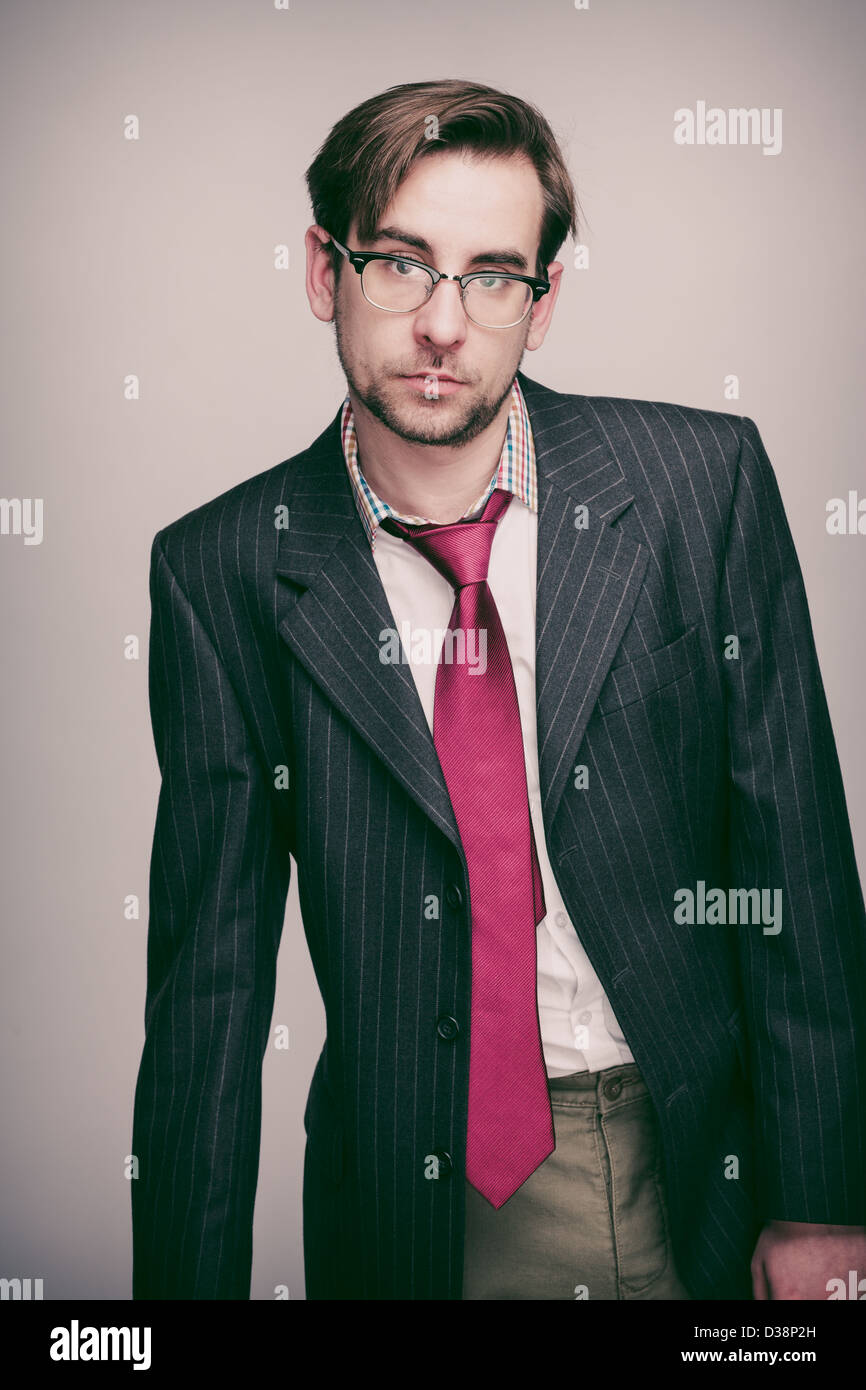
[131,79,866,1301]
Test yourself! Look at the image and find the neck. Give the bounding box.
[348,389,512,524]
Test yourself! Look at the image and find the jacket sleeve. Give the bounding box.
[131,533,292,1298]
[719,417,866,1224]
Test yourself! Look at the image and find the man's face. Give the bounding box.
[330,151,550,448]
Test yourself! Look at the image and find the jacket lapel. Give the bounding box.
[521,374,648,831]
[275,374,648,853]
[275,409,464,854]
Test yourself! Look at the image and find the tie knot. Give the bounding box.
[380,487,512,589]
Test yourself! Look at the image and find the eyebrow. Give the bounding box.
[370,224,530,273]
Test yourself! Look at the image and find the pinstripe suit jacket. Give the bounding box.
[131,370,866,1300]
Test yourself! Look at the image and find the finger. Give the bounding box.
[752,1257,770,1301]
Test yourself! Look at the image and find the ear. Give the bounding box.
[525,261,564,352]
[305,224,337,323]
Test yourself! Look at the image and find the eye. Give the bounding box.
[386,257,427,278]
[473,274,510,292]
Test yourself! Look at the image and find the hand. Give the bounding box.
[751,1221,866,1300]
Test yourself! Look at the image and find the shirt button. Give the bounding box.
[579,1011,592,1025]
[555,911,567,928]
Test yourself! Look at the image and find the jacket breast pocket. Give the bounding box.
[597,624,702,716]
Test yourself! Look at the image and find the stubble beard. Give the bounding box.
[333,307,526,448]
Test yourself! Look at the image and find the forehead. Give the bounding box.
[354,150,544,257]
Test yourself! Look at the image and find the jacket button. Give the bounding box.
[445,883,463,909]
[436,1015,460,1041]
[433,1149,453,1178]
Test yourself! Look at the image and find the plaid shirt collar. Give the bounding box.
[339,377,537,550]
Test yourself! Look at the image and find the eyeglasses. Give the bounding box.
[325,234,550,330]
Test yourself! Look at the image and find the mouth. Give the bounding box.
[399,373,467,395]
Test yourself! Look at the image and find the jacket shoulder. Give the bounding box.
[586,394,744,455]
[152,454,297,562]
[520,372,744,461]
[518,373,750,518]
[150,408,341,578]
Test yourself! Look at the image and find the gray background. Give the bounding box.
[0,0,863,1299]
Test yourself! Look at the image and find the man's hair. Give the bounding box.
[305,79,579,284]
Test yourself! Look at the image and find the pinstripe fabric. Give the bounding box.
[131,370,866,1301]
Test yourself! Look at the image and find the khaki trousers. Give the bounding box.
[461,1062,692,1300]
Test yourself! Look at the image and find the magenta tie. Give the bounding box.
[381,487,554,1207]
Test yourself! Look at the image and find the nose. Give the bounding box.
[411,277,468,353]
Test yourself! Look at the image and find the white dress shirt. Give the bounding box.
[371,491,636,1078]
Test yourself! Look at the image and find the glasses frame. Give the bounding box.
[325,233,550,329]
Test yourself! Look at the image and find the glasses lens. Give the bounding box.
[362,258,433,311]
[464,276,532,328]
